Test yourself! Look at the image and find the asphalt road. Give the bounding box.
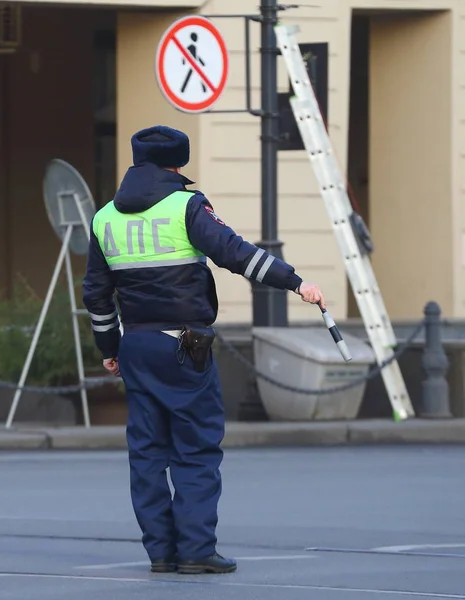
[1,445,465,599]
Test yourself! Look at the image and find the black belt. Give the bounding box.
[123,321,208,333]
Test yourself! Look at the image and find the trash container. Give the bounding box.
[252,327,376,421]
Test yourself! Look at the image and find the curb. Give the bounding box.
[0,430,49,450]
[223,422,348,447]
[0,419,464,450]
[348,419,465,444]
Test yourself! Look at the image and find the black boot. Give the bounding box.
[150,557,177,573]
[177,552,237,574]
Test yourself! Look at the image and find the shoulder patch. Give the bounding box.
[205,205,225,226]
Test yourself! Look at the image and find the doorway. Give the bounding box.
[346,9,452,319]
[347,13,369,318]
[0,55,11,296]
[0,5,117,298]
[93,24,117,211]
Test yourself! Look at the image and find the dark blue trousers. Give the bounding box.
[118,330,225,562]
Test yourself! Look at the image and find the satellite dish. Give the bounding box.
[43,159,96,255]
[5,159,99,431]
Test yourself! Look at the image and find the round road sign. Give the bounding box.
[155,15,229,114]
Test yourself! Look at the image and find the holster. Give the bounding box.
[180,326,216,372]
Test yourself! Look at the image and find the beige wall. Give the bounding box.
[0,0,461,322]
[370,11,453,317]
[195,0,352,323]
[117,11,199,192]
[453,0,465,315]
[0,0,459,323]
[116,1,353,324]
[115,0,464,323]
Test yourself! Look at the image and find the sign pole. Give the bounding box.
[251,0,288,327]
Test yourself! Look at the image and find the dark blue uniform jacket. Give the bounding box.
[82,162,303,358]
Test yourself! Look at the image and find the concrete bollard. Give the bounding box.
[421,301,452,418]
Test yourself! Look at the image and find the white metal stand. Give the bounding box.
[5,217,91,429]
[275,24,415,420]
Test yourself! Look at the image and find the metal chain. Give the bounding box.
[215,320,425,396]
[0,321,424,396]
[0,376,118,395]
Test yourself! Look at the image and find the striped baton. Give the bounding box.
[319,306,352,362]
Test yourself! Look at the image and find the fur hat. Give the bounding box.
[131,125,190,168]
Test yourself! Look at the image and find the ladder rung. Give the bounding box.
[73,309,88,316]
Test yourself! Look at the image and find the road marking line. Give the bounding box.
[79,561,148,570]
[373,543,465,553]
[307,546,465,559]
[237,555,317,561]
[1,572,465,598]
[78,555,316,570]
[0,573,149,583]
[0,515,132,522]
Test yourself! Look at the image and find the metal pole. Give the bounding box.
[74,193,90,241]
[251,0,288,327]
[5,225,73,429]
[65,249,91,428]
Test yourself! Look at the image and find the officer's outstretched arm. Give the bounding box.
[186,194,302,292]
[82,222,121,359]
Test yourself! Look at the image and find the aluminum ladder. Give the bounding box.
[275,23,415,421]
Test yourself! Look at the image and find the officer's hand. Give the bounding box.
[296,282,326,309]
[103,358,120,377]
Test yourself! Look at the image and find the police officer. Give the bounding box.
[82,125,326,575]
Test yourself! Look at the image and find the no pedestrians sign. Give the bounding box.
[155,15,230,114]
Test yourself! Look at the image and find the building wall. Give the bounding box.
[0,0,447,323]
[0,0,460,322]
[370,10,453,317]
[194,0,352,323]
[116,11,199,187]
[195,0,461,323]
[116,0,462,324]
[454,0,465,315]
[118,0,350,322]
[116,1,353,323]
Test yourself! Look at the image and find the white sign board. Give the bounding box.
[155,15,229,113]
